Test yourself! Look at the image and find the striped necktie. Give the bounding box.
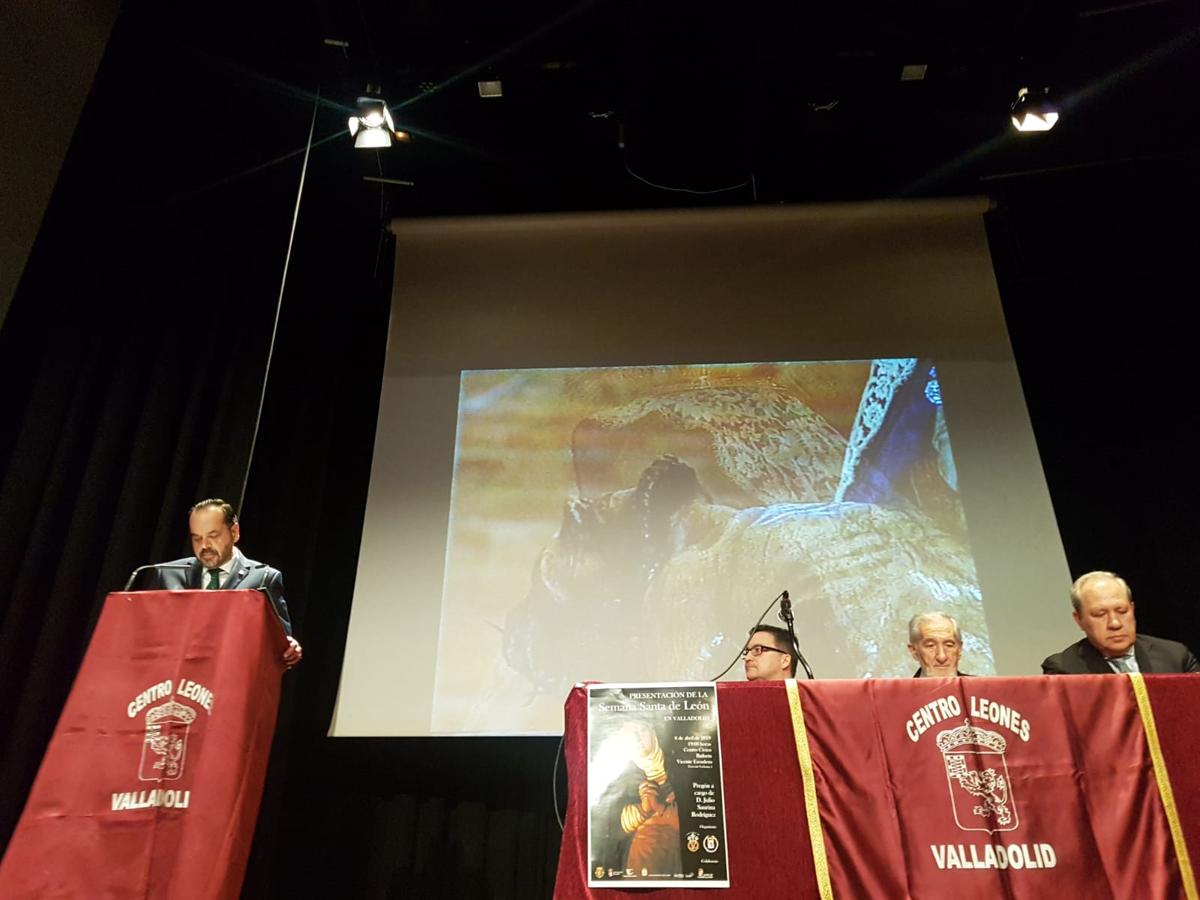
[1107,654,1133,673]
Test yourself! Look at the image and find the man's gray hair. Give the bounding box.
[1069,571,1131,613]
[908,611,961,645]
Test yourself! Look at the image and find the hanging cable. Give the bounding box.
[552,734,567,830]
[624,158,755,196]
[239,89,320,513]
[707,590,786,681]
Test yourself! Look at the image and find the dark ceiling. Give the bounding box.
[117,0,1200,217]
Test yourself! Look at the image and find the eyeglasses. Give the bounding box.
[742,644,787,659]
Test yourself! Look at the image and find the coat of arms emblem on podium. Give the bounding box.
[139,699,197,781]
[936,719,1018,833]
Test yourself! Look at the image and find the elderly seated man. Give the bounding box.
[907,611,968,678]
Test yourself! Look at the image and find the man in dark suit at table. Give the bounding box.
[907,611,969,677]
[139,498,302,669]
[743,625,797,682]
[1042,570,1198,675]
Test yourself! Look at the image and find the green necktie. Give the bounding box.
[206,568,221,590]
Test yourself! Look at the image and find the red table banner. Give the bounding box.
[555,676,1200,899]
[0,590,288,900]
[789,674,1195,899]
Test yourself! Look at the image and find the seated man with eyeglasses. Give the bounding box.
[743,625,798,682]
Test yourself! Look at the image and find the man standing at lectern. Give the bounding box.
[1041,571,1197,675]
[141,498,302,669]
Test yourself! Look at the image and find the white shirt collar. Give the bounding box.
[209,548,242,575]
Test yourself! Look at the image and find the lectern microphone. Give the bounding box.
[122,563,192,592]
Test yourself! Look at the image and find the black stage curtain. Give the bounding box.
[987,167,1200,651]
[0,13,566,898]
[0,147,293,841]
[0,0,382,860]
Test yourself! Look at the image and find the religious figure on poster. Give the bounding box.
[593,720,681,877]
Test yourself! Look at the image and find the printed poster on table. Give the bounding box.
[587,682,729,888]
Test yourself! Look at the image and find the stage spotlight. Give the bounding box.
[348,96,403,149]
[1011,86,1059,132]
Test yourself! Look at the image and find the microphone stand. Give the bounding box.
[778,593,815,680]
[708,590,785,682]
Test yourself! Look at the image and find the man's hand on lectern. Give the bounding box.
[283,636,303,669]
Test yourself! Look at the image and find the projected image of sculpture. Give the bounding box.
[433,359,991,732]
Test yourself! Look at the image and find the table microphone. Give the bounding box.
[778,590,815,680]
[708,589,787,681]
[778,590,793,625]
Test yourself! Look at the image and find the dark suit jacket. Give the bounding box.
[137,551,292,635]
[1041,634,1199,675]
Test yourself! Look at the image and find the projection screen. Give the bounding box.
[331,200,1074,737]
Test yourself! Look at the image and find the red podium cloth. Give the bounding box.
[0,590,288,900]
[555,676,1200,899]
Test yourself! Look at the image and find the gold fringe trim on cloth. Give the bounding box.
[1129,671,1199,900]
[786,679,835,900]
